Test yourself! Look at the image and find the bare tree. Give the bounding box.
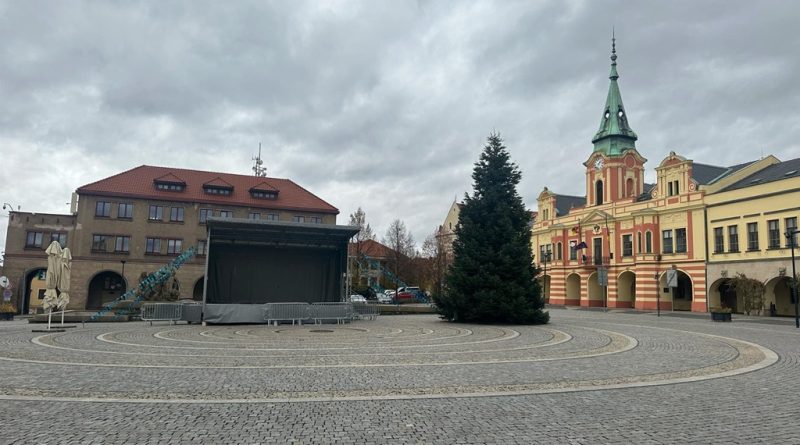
[348,207,376,287]
[383,219,416,287]
[422,230,449,298]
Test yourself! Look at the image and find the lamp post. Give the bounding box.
[786,229,799,328]
[653,270,660,317]
[542,251,552,304]
[120,260,126,284]
[2,203,19,212]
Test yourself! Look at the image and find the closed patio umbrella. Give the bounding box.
[43,241,62,330]
[57,247,72,324]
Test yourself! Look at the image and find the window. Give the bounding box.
[675,228,687,253]
[148,205,163,221]
[308,217,323,224]
[668,182,673,196]
[728,225,739,252]
[199,208,212,224]
[542,209,549,220]
[556,242,563,260]
[714,227,724,253]
[662,230,673,254]
[637,232,642,254]
[169,207,184,222]
[92,235,108,251]
[645,231,652,253]
[156,182,185,191]
[50,232,67,248]
[786,217,798,247]
[95,201,111,217]
[26,231,43,248]
[167,239,183,254]
[251,190,277,199]
[569,242,577,260]
[248,212,261,220]
[747,222,759,251]
[674,181,680,195]
[668,180,680,196]
[219,210,233,218]
[592,238,602,265]
[768,219,780,249]
[145,238,161,254]
[197,240,207,256]
[115,236,130,253]
[595,180,604,206]
[293,216,306,223]
[266,213,278,221]
[204,186,232,195]
[117,203,133,219]
[622,234,633,257]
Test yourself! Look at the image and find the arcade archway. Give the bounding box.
[86,271,127,309]
[566,273,581,305]
[617,271,636,308]
[765,276,793,316]
[193,277,205,301]
[587,272,603,305]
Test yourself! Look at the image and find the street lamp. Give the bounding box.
[2,203,19,212]
[653,270,661,317]
[541,251,552,304]
[120,260,127,284]
[785,229,799,328]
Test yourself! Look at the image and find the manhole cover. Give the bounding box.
[310,329,334,333]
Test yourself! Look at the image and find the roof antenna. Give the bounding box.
[252,142,267,177]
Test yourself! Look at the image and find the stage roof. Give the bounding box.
[206,217,359,248]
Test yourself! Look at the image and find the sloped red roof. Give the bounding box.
[154,172,186,184]
[348,239,396,259]
[202,176,234,188]
[77,165,338,214]
[250,181,279,192]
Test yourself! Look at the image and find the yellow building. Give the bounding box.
[529,40,799,314]
[704,158,800,316]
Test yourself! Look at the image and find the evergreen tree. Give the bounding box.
[435,133,548,324]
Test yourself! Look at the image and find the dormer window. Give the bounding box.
[153,173,186,192]
[156,182,185,192]
[250,190,277,199]
[203,186,232,196]
[202,177,234,196]
[249,181,280,200]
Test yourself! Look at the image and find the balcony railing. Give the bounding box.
[581,255,611,267]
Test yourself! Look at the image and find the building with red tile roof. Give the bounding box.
[3,165,341,313]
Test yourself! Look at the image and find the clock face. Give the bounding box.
[594,158,604,170]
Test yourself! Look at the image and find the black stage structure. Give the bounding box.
[202,217,359,324]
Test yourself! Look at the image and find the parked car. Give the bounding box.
[394,286,423,303]
[376,292,391,303]
[349,294,367,303]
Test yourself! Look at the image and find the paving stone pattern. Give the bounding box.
[0,310,797,444]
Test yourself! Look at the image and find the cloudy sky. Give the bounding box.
[1,0,799,257]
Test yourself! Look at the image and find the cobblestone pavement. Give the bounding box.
[0,309,797,444]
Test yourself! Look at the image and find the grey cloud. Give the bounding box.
[1,0,800,257]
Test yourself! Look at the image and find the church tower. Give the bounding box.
[585,33,646,206]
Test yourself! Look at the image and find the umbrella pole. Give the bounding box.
[48,308,52,331]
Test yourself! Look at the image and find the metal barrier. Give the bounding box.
[141,303,183,326]
[263,303,310,325]
[352,302,380,320]
[180,302,202,324]
[310,302,354,324]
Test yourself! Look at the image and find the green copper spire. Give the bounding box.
[592,32,637,156]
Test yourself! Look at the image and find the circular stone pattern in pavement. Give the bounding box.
[0,314,776,403]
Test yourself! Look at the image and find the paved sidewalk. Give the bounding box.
[0,310,797,444]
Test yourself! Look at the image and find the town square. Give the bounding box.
[1,1,799,443]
